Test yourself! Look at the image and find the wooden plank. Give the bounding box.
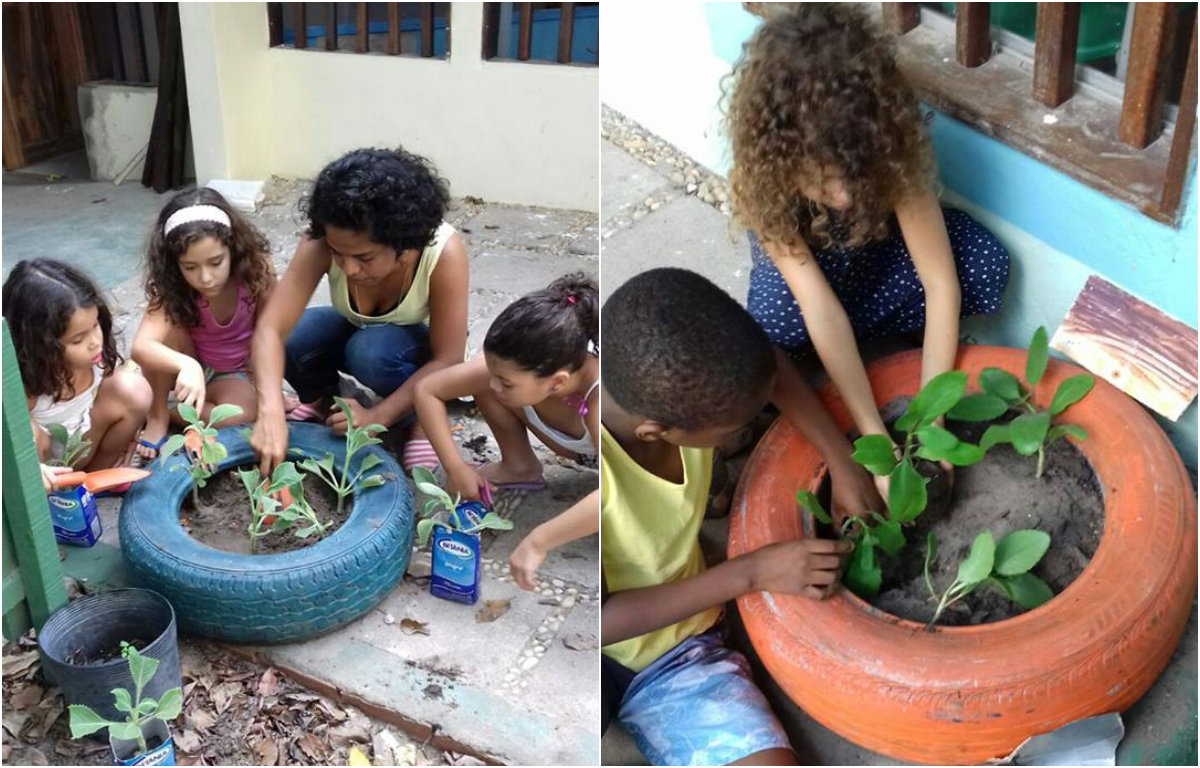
[1033,3,1079,107]
[420,3,433,57]
[1159,20,1197,221]
[1119,3,1174,148]
[882,3,920,36]
[557,2,576,64]
[3,570,26,613]
[1051,276,1198,421]
[517,3,532,61]
[387,3,400,55]
[2,64,26,171]
[1,325,68,631]
[268,2,284,46]
[293,2,308,49]
[325,3,338,50]
[2,517,33,642]
[955,2,991,67]
[355,3,368,53]
[47,4,91,134]
[482,2,500,59]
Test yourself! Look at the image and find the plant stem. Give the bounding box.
[1036,445,1046,478]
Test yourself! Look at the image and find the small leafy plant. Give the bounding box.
[44,424,92,468]
[160,403,244,507]
[412,467,514,546]
[68,643,182,755]
[296,397,387,516]
[238,462,330,546]
[950,327,1094,477]
[924,529,1054,627]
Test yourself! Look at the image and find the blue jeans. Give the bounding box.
[284,307,431,423]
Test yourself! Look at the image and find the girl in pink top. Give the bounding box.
[132,188,276,460]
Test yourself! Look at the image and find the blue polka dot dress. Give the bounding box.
[747,207,1009,352]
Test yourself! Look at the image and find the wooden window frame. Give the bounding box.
[268,3,448,60]
[481,2,596,66]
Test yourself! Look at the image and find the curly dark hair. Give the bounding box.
[302,147,450,254]
[724,3,935,252]
[144,187,274,328]
[602,268,775,430]
[2,259,121,399]
[484,273,597,377]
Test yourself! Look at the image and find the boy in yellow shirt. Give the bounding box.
[601,268,880,765]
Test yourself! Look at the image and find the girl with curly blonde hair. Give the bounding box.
[727,3,1009,496]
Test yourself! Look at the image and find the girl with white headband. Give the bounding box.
[131,188,276,459]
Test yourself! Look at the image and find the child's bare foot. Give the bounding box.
[134,415,170,461]
[478,459,545,490]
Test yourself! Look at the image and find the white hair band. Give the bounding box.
[163,205,231,236]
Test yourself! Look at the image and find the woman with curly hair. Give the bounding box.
[131,187,276,459]
[726,3,1009,497]
[250,147,469,475]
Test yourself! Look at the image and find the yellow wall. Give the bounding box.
[181,3,598,211]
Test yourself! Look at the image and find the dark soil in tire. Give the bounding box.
[857,398,1104,626]
[180,469,351,555]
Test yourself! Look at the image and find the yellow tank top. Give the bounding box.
[600,425,720,672]
[329,222,456,328]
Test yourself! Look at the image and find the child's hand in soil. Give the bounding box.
[325,399,375,436]
[509,533,547,591]
[828,460,885,528]
[447,463,489,502]
[748,538,854,599]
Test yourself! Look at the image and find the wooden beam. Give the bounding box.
[293,3,307,49]
[1119,3,1175,148]
[355,3,368,53]
[325,4,338,50]
[557,2,576,63]
[517,3,532,61]
[955,2,991,67]
[1159,20,1197,220]
[387,3,400,55]
[420,3,433,57]
[1033,3,1080,107]
[2,64,26,170]
[268,3,284,46]
[882,3,920,36]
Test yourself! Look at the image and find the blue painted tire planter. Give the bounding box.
[119,422,412,643]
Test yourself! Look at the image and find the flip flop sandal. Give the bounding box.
[402,438,440,475]
[131,434,167,468]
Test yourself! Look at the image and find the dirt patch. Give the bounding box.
[65,637,147,666]
[180,468,351,555]
[848,399,1104,626]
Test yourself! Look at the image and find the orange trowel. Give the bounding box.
[52,467,151,494]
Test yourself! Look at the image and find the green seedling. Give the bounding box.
[412,466,513,547]
[296,397,387,516]
[924,529,1054,627]
[160,403,244,508]
[948,326,1094,477]
[797,490,903,598]
[68,644,183,755]
[44,424,92,468]
[238,462,330,546]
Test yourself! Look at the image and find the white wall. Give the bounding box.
[181,2,598,211]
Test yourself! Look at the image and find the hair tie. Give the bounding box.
[566,295,577,305]
[164,205,231,236]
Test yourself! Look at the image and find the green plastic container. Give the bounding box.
[937,2,1128,62]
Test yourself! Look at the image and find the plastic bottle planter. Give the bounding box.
[430,501,486,605]
[110,719,175,766]
[48,485,102,547]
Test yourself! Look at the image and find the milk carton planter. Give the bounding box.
[43,424,102,546]
[413,468,513,605]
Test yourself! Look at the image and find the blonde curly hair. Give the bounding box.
[725,3,935,253]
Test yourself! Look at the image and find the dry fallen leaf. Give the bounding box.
[2,651,40,679]
[10,684,43,710]
[253,737,279,766]
[257,668,279,697]
[295,732,326,761]
[26,699,62,741]
[399,618,430,636]
[185,705,217,732]
[210,681,243,714]
[474,599,511,623]
[8,746,47,766]
[2,710,30,739]
[329,711,372,748]
[174,729,203,754]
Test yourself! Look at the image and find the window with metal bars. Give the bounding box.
[481,3,599,65]
[267,3,450,59]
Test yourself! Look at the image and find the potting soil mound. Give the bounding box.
[864,400,1105,626]
[180,468,351,555]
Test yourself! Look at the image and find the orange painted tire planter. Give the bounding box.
[728,346,1197,765]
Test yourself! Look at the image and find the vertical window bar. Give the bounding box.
[325,4,338,50]
[955,2,991,67]
[387,3,401,55]
[1159,21,1197,218]
[293,3,308,49]
[268,3,284,46]
[1032,3,1080,108]
[882,3,920,36]
[1119,3,1175,149]
[355,3,368,53]
[518,3,533,61]
[557,2,576,63]
[421,3,433,57]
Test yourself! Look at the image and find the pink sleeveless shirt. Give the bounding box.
[188,282,255,373]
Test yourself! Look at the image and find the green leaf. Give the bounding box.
[320,453,336,471]
[1009,412,1051,456]
[153,688,183,721]
[177,402,200,426]
[270,462,304,489]
[887,460,928,523]
[1047,424,1088,445]
[236,468,262,497]
[955,531,995,586]
[417,518,437,547]
[1026,326,1049,385]
[906,370,967,427]
[111,688,132,713]
[979,368,1023,403]
[994,529,1051,575]
[207,403,244,426]
[294,525,319,538]
[200,440,223,465]
[851,434,899,476]
[997,572,1054,609]
[158,434,187,463]
[412,466,438,487]
[1049,375,1094,415]
[795,490,832,525]
[357,475,386,490]
[136,698,158,715]
[470,512,515,532]
[46,423,69,446]
[919,441,986,467]
[357,453,383,474]
[126,649,159,698]
[333,396,354,426]
[980,424,1012,450]
[68,705,116,738]
[871,519,905,557]
[947,393,1010,422]
[843,537,882,598]
[107,721,142,742]
[915,424,958,454]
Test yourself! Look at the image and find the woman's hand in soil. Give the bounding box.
[174,357,207,411]
[509,533,547,591]
[251,410,289,475]
[829,460,885,528]
[447,463,488,502]
[326,399,374,436]
[40,463,74,493]
[748,538,853,599]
